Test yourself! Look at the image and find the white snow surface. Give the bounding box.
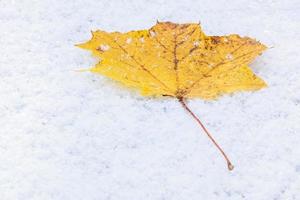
[0,0,300,199]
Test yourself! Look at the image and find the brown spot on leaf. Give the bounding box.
[211,36,222,44]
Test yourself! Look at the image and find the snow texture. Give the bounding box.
[0,0,299,199]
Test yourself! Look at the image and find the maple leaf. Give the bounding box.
[77,21,267,171]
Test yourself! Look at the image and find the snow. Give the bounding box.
[0,0,299,199]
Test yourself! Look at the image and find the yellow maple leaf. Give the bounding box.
[77,21,267,171]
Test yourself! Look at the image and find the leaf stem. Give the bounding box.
[178,97,234,171]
